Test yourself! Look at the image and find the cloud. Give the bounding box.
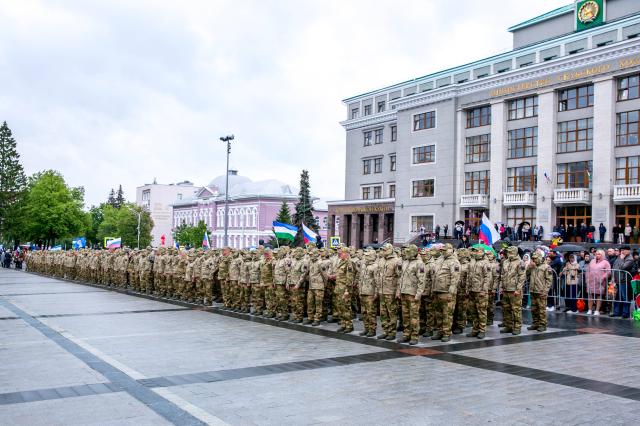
[0,0,566,207]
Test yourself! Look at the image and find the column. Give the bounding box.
[377,214,385,244]
[363,214,371,245]
[454,109,465,221]
[489,99,506,223]
[536,89,556,236]
[350,214,359,248]
[340,214,349,245]
[592,76,616,242]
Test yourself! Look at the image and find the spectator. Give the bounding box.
[586,249,610,315]
[454,222,464,240]
[611,245,634,319]
[443,224,448,239]
[547,251,563,311]
[634,225,640,244]
[538,225,544,241]
[624,223,632,244]
[419,224,426,239]
[606,248,617,266]
[459,235,471,248]
[599,223,606,243]
[561,254,580,313]
[435,224,441,239]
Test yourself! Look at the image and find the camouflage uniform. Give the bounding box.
[377,244,402,340]
[334,250,356,333]
[452,249,470,334]
[307,251,327,325]
[527,253,553,332]
[466,248,492,338]
[397,245,426,344]
[358,251,378,336]
[431,245,461,342]
[500,246,526,334]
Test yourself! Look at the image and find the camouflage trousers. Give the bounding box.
[140,272,152,294]
[194,278,204,303]
[307,289,324,323]
[226,280,238,308]
[400,294,420,341]
[275,285,288,318]
[422,294,434,334]
[379,294,398,337]
[240,285,250,311]
[264,285,276,316]
[359,294,376,333]
[323,280,335,320]
[502,291,523,331]
[204,278,214,304]
[530,293,547,329]
[468,291,488,333]
[432,292,455,338]
[334,285,353,331]
[153,274,163,295]
[129,272,138,290]
[252,285,265,313]
[487,292,496,324]
[452,291,468,331]
[290,287,305,321]
[212,277,222,301]
[220,278,229,306]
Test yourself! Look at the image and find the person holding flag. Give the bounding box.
[478,213,501,246]
[202,232,210,249]
[302,223,317,245]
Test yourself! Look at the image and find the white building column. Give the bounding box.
[455,108,465,220]
[536,89,556,236]
[489,99,506,223]
[592,76,616,242]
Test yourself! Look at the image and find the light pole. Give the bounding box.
[136,210,142,249]
[220,134,234,247]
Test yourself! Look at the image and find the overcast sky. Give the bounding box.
[0,0,567,207]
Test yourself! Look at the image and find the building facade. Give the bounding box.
[333,0,640,246]
[172,171,328,249]
[135,180,198,247]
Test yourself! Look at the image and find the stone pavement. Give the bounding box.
[1,268,639,425]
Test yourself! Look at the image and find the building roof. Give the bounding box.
[508,4,573,32]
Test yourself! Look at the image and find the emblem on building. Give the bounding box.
[578,1,600,24]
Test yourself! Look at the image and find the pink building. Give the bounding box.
[172,171,328,249]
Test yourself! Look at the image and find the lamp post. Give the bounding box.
[136,210,142,249]
[220,134,234,247]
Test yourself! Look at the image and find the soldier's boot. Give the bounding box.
[498,323,504,328]
[431,332,443,340]
[537,327,547,332]
[366,331,375,338]
[441,336,451,342]
[466,331,479,338]
[400,335,410,343]
[527,325,538,331]
[311,321,320,326]
[500,328,513,333]
[336,327,345,333]
[452,328,463,335]
[359,331,368,336]
[512,329,521,335]
[476,332,486,339]
[376,334,387,340]
[385,334,395,341]
[409,339,418,345]
[423,330,433,337]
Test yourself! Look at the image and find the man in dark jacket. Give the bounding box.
[547,251,563,311]
[599,223,607,243]
[611,245,634,319]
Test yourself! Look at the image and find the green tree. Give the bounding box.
[85,205,105,247]
[107,188,116,207]
[97,203,153,248]
[115,185,125,208]
[293,169,318,246]
[0,121,27,244]
[269,201,293,247]
[174,220,209,248]
[22,170,87,247]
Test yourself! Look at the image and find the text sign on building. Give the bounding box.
[576,0,605,32]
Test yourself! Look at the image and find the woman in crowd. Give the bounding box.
[561,254,580,313]
[585,249,610,315]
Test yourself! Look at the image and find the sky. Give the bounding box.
[0,0,568,207]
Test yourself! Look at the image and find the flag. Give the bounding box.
[272,221,297,241]
[202,232,210,249]
[50,245,62,251]
[160,234,166,247]
[106,238,122,249]
[72,237,86,250]
[478,213,501,246]
[174,240,179,249]
[302,223,317,245]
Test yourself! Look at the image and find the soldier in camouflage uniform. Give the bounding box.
[466,247,492,339]
[527,252,553,332]
[307,249,327,325]
[486,250,500,325]
[273,248,290,320]
[332,248,356,333]
[357,250,378,337]
[228,251,242,310]
[500,246,525,335]
[431,244,461,342]
[217,248,231,307]
[397,245,426,345]
[288,248,308,323]
[452,248,470,334]
[259,249,275,317]
[377,243,402,341]
[248,251,261,314]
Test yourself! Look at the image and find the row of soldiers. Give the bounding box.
[25,242,554,344]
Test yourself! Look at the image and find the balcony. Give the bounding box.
[614,184,640,204]
[503,191,536,206]
[553,188,591,205]
[460,194,490,208]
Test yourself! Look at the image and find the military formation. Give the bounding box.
[26,242,553,344]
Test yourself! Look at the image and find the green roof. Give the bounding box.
[508,4,573,32]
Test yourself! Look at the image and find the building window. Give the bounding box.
[362,187,371,200]
[412,145,436,164]
[364,105,371,116]
[465,134,491,163]
[558,84,594,111]
[389,184,396,198]
[558,206,592,227]
[390,155,396,171]
[507,127,537,159]
[466,105,491,128]
[616,156,640,184]
[508,95,538,120]
[619,74,640,101]
[557,161,592,189]
[411,179,435,198]
[413,111,436,131]
[506,208,536,228]
[142,189,150,201]
[411,216,433,232]
[351,108,359,119]
[374,129,383,144]
[390,125,397,141]
[362,159,371,175]
[507,166,537,192]
[377,101,386,112]
[374,157,382,173]
[465,171,490,194]
[363,131,372,146]
[616,110,640,146]
[373,186,382,199]
[557,118,593,153]
[177,193,182,200]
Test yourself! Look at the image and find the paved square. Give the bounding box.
[1,268,639,425]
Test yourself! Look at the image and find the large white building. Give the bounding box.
[330,0,640,247]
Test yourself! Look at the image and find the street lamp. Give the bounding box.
[220,134,234,247]
[136,210,142,249]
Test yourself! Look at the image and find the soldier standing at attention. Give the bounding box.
[431,244,461,342]
[273,248,290,320]
[260,249,275,317]
[452,248,470,335]
[466,247,491,339]
[307,249,328,326]
[248,251,262,314]
[288,248,309,323]
[396,245,426,345]
[333,247,356,333]
[217,248,231,307]
[500,246,526,335]
[526,252,553,332]
[358,250,378,337]
[377,243,402,341]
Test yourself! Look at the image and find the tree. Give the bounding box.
[115,185,125,209]
[0,121,27,244]
[269,201,294,247]
[85,205,105,247]
[97,203,153,248]
[22,170,87,248]
[174,220,209,249]
[293,169,318,246]
[107,188,116,207]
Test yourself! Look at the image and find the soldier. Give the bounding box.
[527,252,553,332]
[140,248,154,294]
[307,249,327,326]
[421,248,437,337]
[397,245,426,345]
[184,251,196,302]
[452,248,470,334]
[288,248,309,323]
[431,244,461,342]
[377,243,402,341]
[358,250,378,336]
[249,251,262,314]
[332,247,356,333]
[500,246,526,335]
[228,251,242,310]
[273,247,290,320]
[466,247,492,339]
[259,249,275,317]
[239,252,251,312]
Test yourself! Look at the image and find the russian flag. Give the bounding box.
[106,238,121,249]
[302,223,317,245]
[202,232,210,249]
[478,213,501,246]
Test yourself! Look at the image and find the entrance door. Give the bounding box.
[557,206,592,242]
